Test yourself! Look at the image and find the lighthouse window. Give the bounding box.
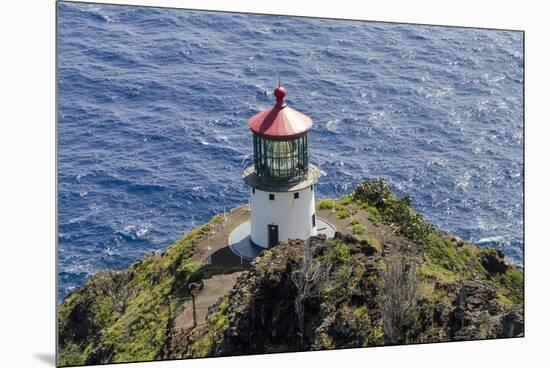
[294,192,299,199]
[269,194,275,200]
[312,214,316,227]
[253,134,308,181]
[252,188,255,194]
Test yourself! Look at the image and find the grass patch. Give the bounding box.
[352,305,384,346]
[352,224,366,235]
[321,241,352,265]
[419,281,448,304]
[318,199,334,210]
[422,233,484,278]
[58,215,222,365]
[189,297,231,358]
[338,194,353,206]
[418,263,460,284]
[489,267,524,304]
[364,204,382,224]
[337,208,349,219]
[496,291,514,307]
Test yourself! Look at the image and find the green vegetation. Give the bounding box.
[365,204,382,224]
[421,233,485,279]
[321,241,352,265]
[353,178,431,243]
[352,305,384,346]
[189,297,230,358]
[352,224,365,235]
[58,216,224,366]
[318,199,334,210]
[418,262,460,284]
[419,281,449,304]
[59,180,524,362]
[336,208,349,219]
[353,178,493,281]
[489,266,524,304]
[338,194,353,206]
[58,343,85,367]
[320,335,335,349]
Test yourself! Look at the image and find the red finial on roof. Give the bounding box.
[274,84,286,108]
[247,83,313,140]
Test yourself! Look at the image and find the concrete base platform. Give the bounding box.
[228,217,336,261]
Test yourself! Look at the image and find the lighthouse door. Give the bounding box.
[268,224,279,248]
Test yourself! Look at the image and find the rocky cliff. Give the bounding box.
[58,179,523,366]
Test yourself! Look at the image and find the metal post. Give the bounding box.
[191,293,197,328]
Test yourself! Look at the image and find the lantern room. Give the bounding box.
[248,85,313,183]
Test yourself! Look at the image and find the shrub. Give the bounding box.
[322,241,351,265]
[353,178,392,209]
[337,208,349,219]
[333,242,351,263]
[352,224,365,235]
[318,199,334,210]
[339,194,353,206]
[353,178,431,244]
[350,218,360,225]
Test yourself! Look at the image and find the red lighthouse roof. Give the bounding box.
[248,84,313,139]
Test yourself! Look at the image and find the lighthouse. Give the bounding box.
[243,84,321,249]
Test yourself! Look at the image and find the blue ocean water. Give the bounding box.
[57,3,524,301]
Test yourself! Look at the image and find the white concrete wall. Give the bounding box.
[250,186,317,248]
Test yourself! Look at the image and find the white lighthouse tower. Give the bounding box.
[243,84,321,249]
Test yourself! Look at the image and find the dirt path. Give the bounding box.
[189,205,252,266]
[173,272,243,329]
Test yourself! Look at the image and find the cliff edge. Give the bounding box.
[58,178,523,365]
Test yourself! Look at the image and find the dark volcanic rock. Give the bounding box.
[447,280,522,340]
[500,306,524,337]
[481,249,509,274]
[334,231,359,244]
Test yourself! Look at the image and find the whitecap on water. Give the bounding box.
[121,224,151,239]
[325,119,341,132]
[477,235,505,244]
[456,171,472,190]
